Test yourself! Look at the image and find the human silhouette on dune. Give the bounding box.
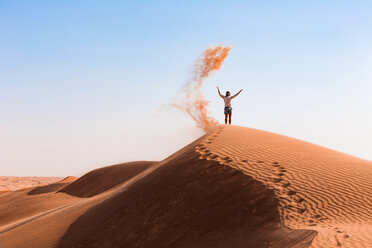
[217,86,243,125]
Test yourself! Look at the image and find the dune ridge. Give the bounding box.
[196,125,372,248]
[58,161,155,197]
[56,142,315,248]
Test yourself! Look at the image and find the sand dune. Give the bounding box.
[58,176,78,183]
[0,176,62,191]
[0,125,371,247]
[58,161,155,197]
[27,177,78,196]
[196,126,372,247]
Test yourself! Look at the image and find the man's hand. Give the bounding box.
[231,89,243,99]
[217,86,223,98]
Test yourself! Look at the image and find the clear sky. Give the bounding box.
[1,1,371,176]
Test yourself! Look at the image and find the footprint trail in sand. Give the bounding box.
[195,125,372,248]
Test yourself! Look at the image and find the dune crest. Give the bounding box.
[58,161,155,197]
[196,125,372,248]
[58,176,77,183]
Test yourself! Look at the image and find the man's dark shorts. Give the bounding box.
[224,107,232,114]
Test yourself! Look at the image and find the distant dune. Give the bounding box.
[0,176,63,191]
[0,125,371,248]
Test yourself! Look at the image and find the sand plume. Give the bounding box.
[174,44,232,132]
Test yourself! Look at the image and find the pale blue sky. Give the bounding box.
[1,1,371,176]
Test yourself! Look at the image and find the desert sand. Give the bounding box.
[0,125,371,248]
[0,177,63,192]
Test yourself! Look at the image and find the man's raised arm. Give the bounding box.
[217,86,224,98]
[231,89,243,99]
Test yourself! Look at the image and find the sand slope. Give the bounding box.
[57,145,315,248]
[0,125,371,247]
[58,161,155,197]
[196,126,372,247]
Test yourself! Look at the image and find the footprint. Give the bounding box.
[294,197,304,203]
[296,208,306,214]
[280,182,291,188]
[221,156,231,161]
[335,237,342,247]
[287,190,296,196]
[271,177,283,183]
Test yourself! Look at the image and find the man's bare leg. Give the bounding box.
[229,113,232,124]
[225,114,228,124]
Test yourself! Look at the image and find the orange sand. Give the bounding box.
[1,125,371,247]
[173,44,232,131]
[0,176,62,191]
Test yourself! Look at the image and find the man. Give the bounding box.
[217,86,243,125]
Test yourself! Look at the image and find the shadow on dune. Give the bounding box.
[57,147,317,248]
[27,183,69,195]
[58,161,156,197]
